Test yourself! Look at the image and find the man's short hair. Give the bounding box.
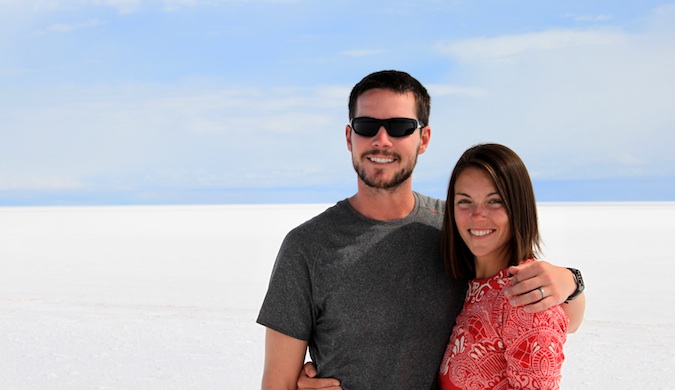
[348,70,431,126]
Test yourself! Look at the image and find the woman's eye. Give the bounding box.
[456,199,470,206]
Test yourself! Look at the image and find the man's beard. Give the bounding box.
[352,150,418,190]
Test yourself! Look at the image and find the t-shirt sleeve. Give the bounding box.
[256,228,314,341]
[502,303,568,390]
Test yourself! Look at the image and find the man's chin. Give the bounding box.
[361,175,409,190]
[354,163,414,190]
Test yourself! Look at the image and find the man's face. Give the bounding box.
[346,88,430,190]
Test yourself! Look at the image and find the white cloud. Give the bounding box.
[436,29,626,63]
[47,18,101,33]
[340,49,386,57]
[0,67,29,76]
[0,82,350,192]
[565,13,614,22]
[427,84,489,98]
[0,176,86,191]
[0,0,143,14]
[1,2,672,202]
[160,0,199,11]
[93,0,142,13]
[20,0,303,13]
[428,8,675,181]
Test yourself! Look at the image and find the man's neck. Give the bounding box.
[348,182,416,221]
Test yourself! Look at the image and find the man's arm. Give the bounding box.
[503,261,586,333]
[262,328,308,390]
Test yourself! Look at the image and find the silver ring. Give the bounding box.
[538,287,546,300]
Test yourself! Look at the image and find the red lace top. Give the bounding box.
[438,263,568,389]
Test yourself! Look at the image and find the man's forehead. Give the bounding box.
[355,89,417,116]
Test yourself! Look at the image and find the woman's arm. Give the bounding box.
[504,261,585,332]
[297,362,343,390]
[504,305,568,389]
[262,328,308,390]
[562,292,585,333]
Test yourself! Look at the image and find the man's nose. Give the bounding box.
[371,126,393,146]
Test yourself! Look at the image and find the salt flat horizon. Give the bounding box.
[2,174,674,206]
[1,202,674,389]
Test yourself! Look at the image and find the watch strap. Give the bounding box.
[565,267,585,303]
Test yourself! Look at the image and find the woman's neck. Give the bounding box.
[474,251,510,279]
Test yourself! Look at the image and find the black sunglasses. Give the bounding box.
[350,117,425,138]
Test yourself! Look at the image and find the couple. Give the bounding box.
[257,70,586,389]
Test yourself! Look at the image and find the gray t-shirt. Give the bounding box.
[257,192,465,389]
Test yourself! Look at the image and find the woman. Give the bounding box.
[439,143,568,389]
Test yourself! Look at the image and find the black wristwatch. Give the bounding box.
[565,267,585,303]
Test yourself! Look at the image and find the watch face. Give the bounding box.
[574,269,585,289]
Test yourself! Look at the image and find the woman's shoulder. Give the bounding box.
[500,293,569,339]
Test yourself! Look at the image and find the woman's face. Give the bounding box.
[453,167,511,266]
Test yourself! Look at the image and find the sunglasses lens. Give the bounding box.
[387,119,418,137]
[351,118,421,138]
[351,118,381,137]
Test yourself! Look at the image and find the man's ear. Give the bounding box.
[418,125,431,154]
[345,125,353,152]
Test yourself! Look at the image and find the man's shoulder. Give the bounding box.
[287,199,349,235]
[415,192,446,214]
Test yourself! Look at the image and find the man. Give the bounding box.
[257,70,585,390]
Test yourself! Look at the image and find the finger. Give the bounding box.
[510,261,549,281]
[303,362,317,377]
[505,263,541,296]
[505,267,557,298]
[507,286,546,307]
[504,275,541,298]
[297,377,342,390]
[507,264,525,276]
[297,364,341,390]
[521,296,557,313]
[508,267,519,285]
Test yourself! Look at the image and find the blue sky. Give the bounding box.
[1,0,674,205]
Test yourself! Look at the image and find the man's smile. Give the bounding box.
[368,156,396,164]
